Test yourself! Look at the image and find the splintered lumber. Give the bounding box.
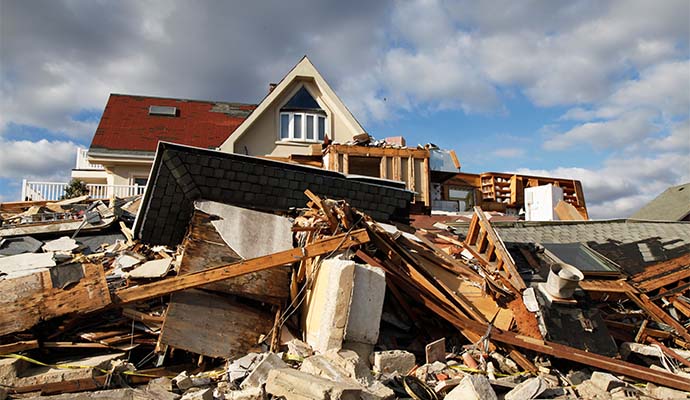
[626,292,690,342]
[179,210,290,303]
[419,291,690,392]
[157,289,274,359]
[114,229,370,304]
[0,264,111,336]
[630,253,690,293]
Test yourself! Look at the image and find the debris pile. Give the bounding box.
[1,190,690,399]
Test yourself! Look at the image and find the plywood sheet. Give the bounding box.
[158,289,274,359]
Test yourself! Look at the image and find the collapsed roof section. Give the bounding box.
[133,142,414,245]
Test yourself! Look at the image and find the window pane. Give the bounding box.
[318,116,325,140]
[306,115,314,140]
[280,114,290,139]
[293,114,302,139]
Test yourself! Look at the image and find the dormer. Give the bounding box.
[220,56,365,157]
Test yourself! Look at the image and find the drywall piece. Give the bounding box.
[42,236,79,252]
[195,201,293,260]
[0,252,55,279]
[525,184,564,222]
[127,258,173,279]
[303,258,356,353]
[344,263,386,345]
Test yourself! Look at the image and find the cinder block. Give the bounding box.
[344,264,386,345]
[371,350,416,375]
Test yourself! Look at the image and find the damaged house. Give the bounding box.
[5,55,690,400]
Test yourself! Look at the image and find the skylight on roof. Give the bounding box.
[149,105,177,116]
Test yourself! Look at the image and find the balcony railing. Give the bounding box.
[21,180,146,201]
[75,148,105,170]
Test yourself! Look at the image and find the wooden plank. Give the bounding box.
[305,190,340,232]
[114,229,370,304]
[0,263,111,336]
[449,150,461,169]
[422,157,430,207]
[636,268,690,293]
[392,157,401,181]
[379,156,387,179]
[554,200,585,221]
[157,289,274,359]
[327,144,429,158]
[579,279,633,293]
[178,210,290,303]
[646,337,690,369]
[0,340,39,355]
[465,214,480,245]
[342,153,349,175]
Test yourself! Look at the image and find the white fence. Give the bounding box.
[21,180,145,201]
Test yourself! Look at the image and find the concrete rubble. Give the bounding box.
[1,174,690,400]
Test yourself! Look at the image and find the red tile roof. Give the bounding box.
[89,94,256,153]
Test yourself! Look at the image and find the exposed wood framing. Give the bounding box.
[324,144,431,207]
[463,207,526,292]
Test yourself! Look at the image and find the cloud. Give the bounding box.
[543,109,660,150]
[492,148,525,158]
[0,138,78,180]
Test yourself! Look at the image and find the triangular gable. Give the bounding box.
[219,56,365,153]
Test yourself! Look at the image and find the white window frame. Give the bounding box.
[279,111,326,143]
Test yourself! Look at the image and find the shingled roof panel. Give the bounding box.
[89,94,257,153]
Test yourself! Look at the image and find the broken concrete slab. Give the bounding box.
[445,375,497,400]
[371,350,416,375]
[590,371,626,392]
[20,388,145,400]
[344,263,386,345]
[127,258,172,279]
[265,368,361,400]
[240,352,287,390]
[42,236,79,252]
[180,388,213,400]
[8,353,124,389]
[226,353,264,382]
[146,377,181,400]
[504,376,548,400]
[304,257,355,353]
[195,200,293,260]
[286,339,313,359]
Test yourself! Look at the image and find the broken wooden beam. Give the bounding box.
[114,229,370,304]
[0,340,39,355]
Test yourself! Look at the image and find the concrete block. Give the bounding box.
[303,258,356,353]
[372,350,416,375]
[240,352,287,389]
[344,263,386,345]
[173,371,193,391]
[224,387,264,400]
[445,375,497,400]
[265,368,361,400]
[180,388,213,400]
[146,377,181,400]
[590,371,626,392]
[504,377,547,400]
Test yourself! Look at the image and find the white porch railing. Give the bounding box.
[75,148,105,170]
[21,180,146,201]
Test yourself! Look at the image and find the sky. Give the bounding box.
[0,0,688,218]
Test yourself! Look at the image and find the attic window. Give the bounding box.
[279,86,327,142]
[149,105,177,116]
